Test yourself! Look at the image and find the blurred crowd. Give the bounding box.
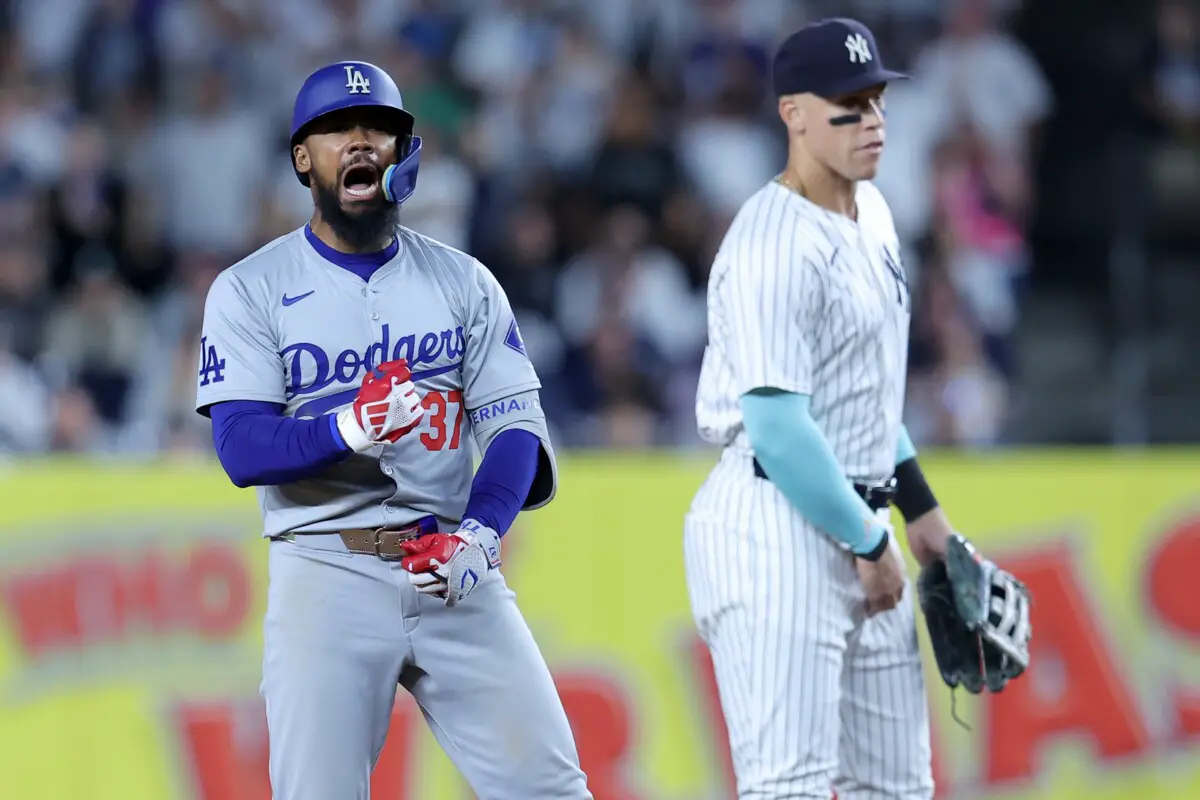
[4,0,1173,458]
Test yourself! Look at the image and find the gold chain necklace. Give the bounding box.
[775,171,857,220]
[774,172,805,197]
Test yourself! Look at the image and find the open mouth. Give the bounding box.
[341,163,379,199]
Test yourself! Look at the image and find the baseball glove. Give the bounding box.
[917,533,1032,698]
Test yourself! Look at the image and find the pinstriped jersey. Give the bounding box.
[695,179,911,483]
[195,225,557,538]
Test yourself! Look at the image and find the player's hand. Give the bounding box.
[904,507,954,568]
[335,359,424,452]
[856,534,907,616]
[399,520,502,607]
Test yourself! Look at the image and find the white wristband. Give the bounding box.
[336,407,374,453]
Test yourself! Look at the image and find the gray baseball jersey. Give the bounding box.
[195,223,590,799]
[684,180,933,798]
[195,224,557,537]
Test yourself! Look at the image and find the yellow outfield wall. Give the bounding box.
[0,450,1198,799]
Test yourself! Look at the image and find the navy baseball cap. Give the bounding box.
[772,18,907,99]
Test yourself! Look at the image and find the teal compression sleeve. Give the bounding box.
[895,424,917,464]
[741,389,888,556]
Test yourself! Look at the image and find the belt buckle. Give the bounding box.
[874,477,898,507]
[371,526,419,561]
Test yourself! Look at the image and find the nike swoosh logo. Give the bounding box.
[282,291,315,307]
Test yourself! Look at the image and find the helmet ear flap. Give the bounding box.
[382,135,421,206]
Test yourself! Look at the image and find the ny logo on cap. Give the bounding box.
[344,65,371,94]
[845,33,873,64]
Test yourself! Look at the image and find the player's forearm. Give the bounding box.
[209,400,351,488]
[741,389,887,556]
[892,424,948,566]
[462,428,540,536]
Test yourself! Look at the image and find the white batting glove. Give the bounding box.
[399,520,502,607]
[335,359,424,452]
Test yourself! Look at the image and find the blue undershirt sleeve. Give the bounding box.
[462,428,540,536]
[209,400,351,488]
[741,389,888,555]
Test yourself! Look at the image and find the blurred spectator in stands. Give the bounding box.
[39,248,150,430]
[142,58,271,262]
[0,68,74,189]
[0,149,41,249]
[932,307,1009,447]
[587,72,682,224]
[265,0,402,66]
[1141,0,1200,143]
[570,307,669,448]
[659,188,719,291]
[48,382,123,453]
[929,128,1026,377]
[530,13,619,177]
[125,250,223,454]
[0,332,55,455]
[676,60,780,222]
[905,266,1008,447]
[399,127,474,251]
[1139,0,1200,214]
[45,116,129,293]
[11,0,93,76]
[485,198,570,425]
[0,239,52,364]
[452,0,555,101]
[912,0,1050,226]
[387,28,473,146]
[455,3,556,191]
[555,204,705,444]
[490,201,563,355]
[399,0,460,65]
[675,0,772,111]
[70,0,160,118]
[556,204,704,369]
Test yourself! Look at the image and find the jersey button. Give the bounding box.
[382,465,393,476]
[371,312,379,320]
[360,288,367,297]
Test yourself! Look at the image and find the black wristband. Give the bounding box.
[857,528,889,561]
[893,457,939,523]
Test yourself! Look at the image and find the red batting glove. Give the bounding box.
[335,358,424,451]
[399,523,503,607]
[399,533,468,575]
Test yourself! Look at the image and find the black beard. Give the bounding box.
[313,176,399,252]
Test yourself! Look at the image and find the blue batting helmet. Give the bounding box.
[289,60,419,198]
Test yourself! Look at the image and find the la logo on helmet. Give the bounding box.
[344,66,371,95]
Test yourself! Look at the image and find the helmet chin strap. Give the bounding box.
[382,136,422,205]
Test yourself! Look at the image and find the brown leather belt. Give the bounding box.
[333,515,441,560]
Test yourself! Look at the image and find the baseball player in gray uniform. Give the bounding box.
[195,61,591,799]
[684,20,969,799]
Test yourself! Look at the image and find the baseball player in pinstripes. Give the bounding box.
[684,19,966,799]
[195,61,590,799]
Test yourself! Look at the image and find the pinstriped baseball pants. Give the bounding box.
[683,452,934,799]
